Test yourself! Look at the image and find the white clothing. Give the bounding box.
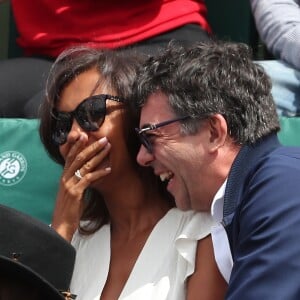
[210,180,233,283]
[70,208,215,300]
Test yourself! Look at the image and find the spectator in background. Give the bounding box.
[250,0,300,116]
[0,204,76,300]
[0,0,211,118]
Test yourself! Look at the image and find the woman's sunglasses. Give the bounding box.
[51,94,124,145]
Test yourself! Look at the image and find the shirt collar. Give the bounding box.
[211,179,227,223]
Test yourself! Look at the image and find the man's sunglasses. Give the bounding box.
[135,116,190,153]
[51,94,124,145]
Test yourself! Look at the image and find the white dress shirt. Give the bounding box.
[210,180,233,283]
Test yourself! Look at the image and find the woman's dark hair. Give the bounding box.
[39,46,174,235]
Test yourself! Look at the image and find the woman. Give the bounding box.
[39,47,227,300]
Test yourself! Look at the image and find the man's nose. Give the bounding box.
[136,145,154,167]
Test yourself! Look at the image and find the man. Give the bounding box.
[133,41,300,299]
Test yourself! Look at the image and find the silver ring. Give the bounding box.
[74,169,83,180]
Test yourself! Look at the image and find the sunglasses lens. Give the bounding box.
[51,95,111,145]
[142,135,152,153]
[135,129,152,153]
[52,113,72,145]
[76,97,106,131]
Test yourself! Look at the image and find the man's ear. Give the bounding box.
[207,114,228,153]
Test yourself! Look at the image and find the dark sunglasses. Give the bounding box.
[51,94,125,145]
[135,116,190,153]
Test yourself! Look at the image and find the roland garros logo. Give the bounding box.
[0,151,27,186]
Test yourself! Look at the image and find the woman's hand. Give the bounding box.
[52,135,112,241]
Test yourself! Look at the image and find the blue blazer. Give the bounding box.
[223,133,300,299]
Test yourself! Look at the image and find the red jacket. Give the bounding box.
[11,0,210,57]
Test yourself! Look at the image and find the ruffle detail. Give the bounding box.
[175,212,216,278]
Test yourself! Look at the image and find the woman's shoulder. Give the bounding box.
[155,208,216,249]
[168,208,215,234]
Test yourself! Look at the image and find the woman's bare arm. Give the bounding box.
[187,235,228,300]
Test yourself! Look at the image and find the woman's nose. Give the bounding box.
[66,120,87,143]
[136,145,154,167]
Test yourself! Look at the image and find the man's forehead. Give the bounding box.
[140,93,174,125]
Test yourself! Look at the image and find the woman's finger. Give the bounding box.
[63,134,88,175]
[65,136,109,179]
[74,165,112,188]
[79,142,111,176]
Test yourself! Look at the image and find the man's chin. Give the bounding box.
[167,182,192,210]
[173,196,192,211]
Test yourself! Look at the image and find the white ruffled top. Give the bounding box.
[70,208,215,300]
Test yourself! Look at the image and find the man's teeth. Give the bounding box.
[160,172,173,182]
